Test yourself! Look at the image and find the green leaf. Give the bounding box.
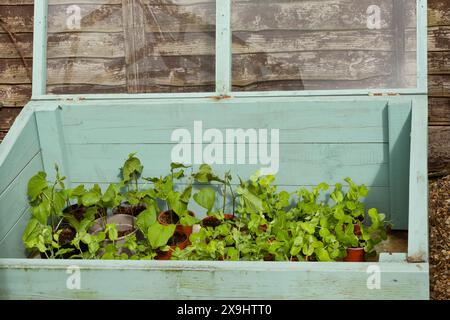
[27,172,48,202]
[193,188,216,212]
[31,201,50,225]
[136,206,157,233]
[316,247,331,262]
[147,223,176,249]
[81,191,101,207]
[238,188,263,214]
[122,153,143,183]
[180,185,192,203]
[179,214,198,226]
[105,224,118,241]
[171,162,191,170]
[167,191,187,216]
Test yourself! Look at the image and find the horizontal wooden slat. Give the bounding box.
[0,85,31,107]
[428,26,450,51]
[1,1,417,34]
[66,143,389,187]
[428,0,450,27]
[0,58,32,84]
[429,126,450,177]
[428,51,450,75]
[429,97,450,125]
[0,108,22,131]
[61,100,389,144]
[0,259,429,299]
[429,74,450,97]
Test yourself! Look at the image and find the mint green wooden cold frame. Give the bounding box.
[0,0,429,299]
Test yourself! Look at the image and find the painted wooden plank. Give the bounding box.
[64,143,389,187]
[0,107,40,196]
[0,153,42,243]
[35,109,70,184]
[408,96,429,262]
[0,207,29,259]
[31,0,48,97]
[0,259,429,299]
[61,100,389,144]
[388,101,412,230]
[216,0,231,95]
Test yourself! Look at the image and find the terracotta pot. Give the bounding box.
[343,247,366,262]
[158,210,196,237]
[156,231,189,260]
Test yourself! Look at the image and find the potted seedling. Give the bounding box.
[192,164,237,227]
[149,163,198,237]
[22,165,79,259]
[114,153,148,216]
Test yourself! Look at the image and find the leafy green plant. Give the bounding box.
[145,163,197,226]
[192,164,237,218]
[22,166,72,258]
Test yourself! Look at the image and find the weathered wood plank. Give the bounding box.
[0,108,21,130]
[428,26,450,51]
[122,0,146,93]
[429,74,450,97]
[429,126,450,177]
[428,0,450,27]
[0,259,429,299]
[0,58,32,84]
[0,85,31,107]
[428,51,450,75]
[429,97,450,125]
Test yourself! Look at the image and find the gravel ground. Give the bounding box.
[429,175,450,300]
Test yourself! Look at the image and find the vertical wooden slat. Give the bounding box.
[216,0,231,96]
[35,108,71,186]
[408,95,429,262]
[32,0,48,97]
[388,100,412,230]
[122,0,146,93]
[393,0,406,87]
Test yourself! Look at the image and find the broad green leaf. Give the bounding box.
[193,188,216,212]
[147,223,176,249]
[27,172,48,201]
[106,224,118,241]
[136,206,157,233]
[81,191,101,207]
[122,153,143,183]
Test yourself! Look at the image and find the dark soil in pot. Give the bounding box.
[202,214,235,228]
[63,204,87,221]
[40,225,86,259]
[63,204,105,220]
[158,210,196,237]
[113,203,147,216]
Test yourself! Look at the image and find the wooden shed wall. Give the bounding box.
[0,0,449,176]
